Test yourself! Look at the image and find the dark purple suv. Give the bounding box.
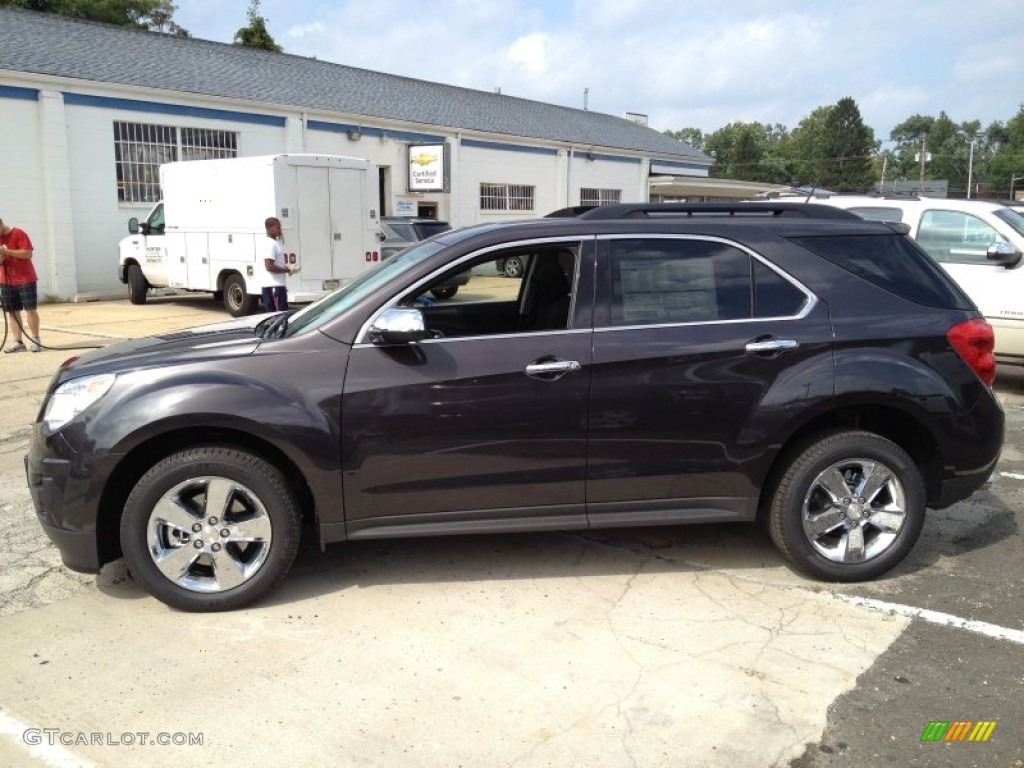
[26,203,1004,611]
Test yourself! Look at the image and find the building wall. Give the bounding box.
[0,76,658,301]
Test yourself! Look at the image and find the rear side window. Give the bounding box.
[848,206,904,223]
[789,234,973,309]
[602,238,807,326]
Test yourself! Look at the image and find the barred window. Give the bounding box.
[181,127,238,161]
[480,183,535,212]
[580,188,622,206]
[114,122,238,203]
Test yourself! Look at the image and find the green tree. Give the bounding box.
[889,114,935,182]
[781,106,832,187]
[703,121,792,183]
[0,0,188,34]
[783,98,875,192]
[664,128,705,153]
[818,97,876,192]
[233,0,282,52]
[984,105,1024,197]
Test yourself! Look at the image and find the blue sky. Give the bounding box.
[173,0,1024,144]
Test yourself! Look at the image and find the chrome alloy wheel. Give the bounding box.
[146,476,273,593]
[801,458,907,564]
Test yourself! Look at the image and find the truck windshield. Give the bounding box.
[994,208,1024,238]
[285,240,446,335]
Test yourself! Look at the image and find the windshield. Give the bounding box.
[285,240,446,336]
[994,207,1024,238]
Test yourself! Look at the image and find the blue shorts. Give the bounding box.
[261,286,288,312]
[0,282,37,312]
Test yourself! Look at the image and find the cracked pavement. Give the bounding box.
[0,296,1021,767]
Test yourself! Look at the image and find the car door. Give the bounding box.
[586,234,835,527]
[340,242,593,537]
[912,207,1024,358]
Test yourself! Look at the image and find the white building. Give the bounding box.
[0,7,729,301]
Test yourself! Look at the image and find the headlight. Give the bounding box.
[42,374,117,431]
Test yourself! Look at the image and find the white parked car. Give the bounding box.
[804,195,1024,362]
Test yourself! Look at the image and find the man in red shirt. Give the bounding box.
[0,217,42,352]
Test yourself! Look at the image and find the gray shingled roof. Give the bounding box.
[0,8,707,163]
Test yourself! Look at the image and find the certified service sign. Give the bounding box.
[408,144,447,192]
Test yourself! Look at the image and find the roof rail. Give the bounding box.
[575,202,862,220]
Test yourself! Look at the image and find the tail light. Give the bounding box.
[947,319,996,386]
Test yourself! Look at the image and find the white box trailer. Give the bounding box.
[118,154,381,316]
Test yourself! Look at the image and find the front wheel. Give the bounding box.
[120,447,302,611]
[223,273,258,317]
[127,264,148,305]
[767,430,925,582]
[430,286,458,300]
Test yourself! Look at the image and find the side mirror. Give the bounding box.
[987,241,1023,268]
[367,307,430,344]
[377,231,387,242]
[128,217,140,235]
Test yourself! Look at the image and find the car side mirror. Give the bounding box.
[128,217,140,235]
[987,241,1023,268]
[377,231,387,242]
[368,307,430,344]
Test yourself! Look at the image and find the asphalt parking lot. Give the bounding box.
[0,291,1021,768]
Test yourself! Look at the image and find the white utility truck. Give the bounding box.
[118,154,381,316]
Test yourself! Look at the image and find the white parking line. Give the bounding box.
[832,594,1024,645]
[0,708,95,768]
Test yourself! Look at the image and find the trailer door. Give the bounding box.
[330,167,369,284]
[294,166,332,287]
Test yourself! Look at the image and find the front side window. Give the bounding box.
[404,245,579,338]
[480,183,535,212]
[114,122,238,203]
[916,210,1007,264]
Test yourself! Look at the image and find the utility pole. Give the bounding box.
[919,136,927,184]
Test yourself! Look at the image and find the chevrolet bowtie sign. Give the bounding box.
[408,144,447,192]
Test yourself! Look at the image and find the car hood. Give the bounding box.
[56,315,266,379]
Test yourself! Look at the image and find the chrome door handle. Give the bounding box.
[745,339,799,353]
[525,360,581,376]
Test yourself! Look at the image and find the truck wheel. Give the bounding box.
[223,273,257,317]
[120,446,302,612]
[767,430,925,582]
[430,286,458,300]
[127,264,148,305]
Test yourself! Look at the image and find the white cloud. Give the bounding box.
[506,33,551,79]
[173,0,1024,138]
[285,22,327,40]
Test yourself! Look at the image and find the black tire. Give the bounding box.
[430,286,457,300]
[120,446,302,612]
[127,264,148,305]
[503,256,524,278]
[767,430,925,582]
[223,273,257,317]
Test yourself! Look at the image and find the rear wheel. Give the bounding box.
[127,264,148,305]
[767,430,925,582]
[223,273,257,316]
[120,446,302,612]
[430,286,458,300]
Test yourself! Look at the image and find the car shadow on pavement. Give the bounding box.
[91,492,1017,611]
